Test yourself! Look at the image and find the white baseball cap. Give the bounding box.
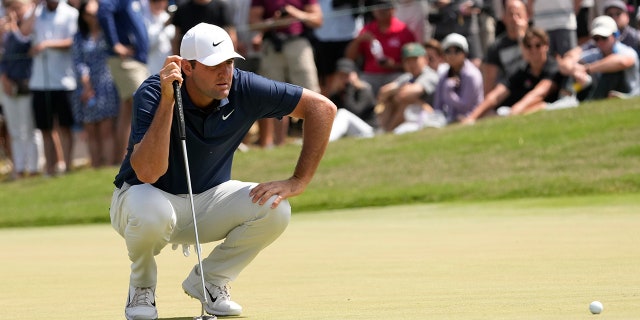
[590,15,618,38]
[441,33,469,53]
[180,23,244,67]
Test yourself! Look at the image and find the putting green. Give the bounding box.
[1,195,639,319]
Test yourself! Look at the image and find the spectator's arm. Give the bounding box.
[344,31,373,61]
[510,78,554,115]
[249,5,265,51]
[38,37,73,50]
[97,0,132,58]
[480,62,498,95]
[97,0,119,47]
[18,4,36,37]
[394,82,425,106]
[461,83,510,124]
[284,3,323,29]
[526,0,534,19]
[377,80,399,104]
[587,53,636,74]
[29,37,73,57]
[555,46,584,77]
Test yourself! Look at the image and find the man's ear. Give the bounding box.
[181,59,193,76]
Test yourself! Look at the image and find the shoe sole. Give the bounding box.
[125,312,158,320]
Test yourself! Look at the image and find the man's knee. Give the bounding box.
[270,199,291,233]
[124,187,176,240]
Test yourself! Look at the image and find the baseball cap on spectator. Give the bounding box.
[401,42,426,59]
[602,0,628,12]
[336,58,356,73]
[180,23,244,67]
[441,33,469,54]
[590,15,618,38]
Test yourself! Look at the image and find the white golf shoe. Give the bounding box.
[125,285,158,320]
[182,266,243,316]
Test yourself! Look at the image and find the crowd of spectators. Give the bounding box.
[0,0,638,181]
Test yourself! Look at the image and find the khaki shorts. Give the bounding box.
[260,37,320,92]
[107,57,149,101]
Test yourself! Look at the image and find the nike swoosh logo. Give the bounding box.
[206,287,218,303]
[222,109,234,120]
[213,40,224,47]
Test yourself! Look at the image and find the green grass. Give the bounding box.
[2,196,639,319]
[1,97,640,227]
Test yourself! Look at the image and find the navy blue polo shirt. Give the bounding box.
[113,68,303,194]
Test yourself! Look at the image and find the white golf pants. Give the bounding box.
[329,109,375,142]
[1,94,39,173]
[110,180,291,288]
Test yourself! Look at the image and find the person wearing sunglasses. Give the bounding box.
[600,0,640,64]
[557,15,639,101]
[461,27,565,124]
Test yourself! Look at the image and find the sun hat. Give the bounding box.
[590,15,618,38]
[180,23,244,67]
[401,42,426,59]
[441,33,469,53]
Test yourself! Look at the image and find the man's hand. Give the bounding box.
[159,55,183,102]
[460,116,476,125]
[113,43,135,59]
[249,176,306,209]
[28,41,47,57]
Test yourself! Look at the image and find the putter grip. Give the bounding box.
[172,80,186,140]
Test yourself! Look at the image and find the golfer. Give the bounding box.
[109,23,336,320]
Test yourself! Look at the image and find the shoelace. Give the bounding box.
[129,287,154,307]
[210,284,231,301]
[219,284,231,299]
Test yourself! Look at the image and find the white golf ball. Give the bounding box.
[589,301,603,314]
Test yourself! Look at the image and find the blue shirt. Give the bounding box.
[114,68,303,194]
[580,41,640,97]
[0,31,32,81]
[97,0,148,63]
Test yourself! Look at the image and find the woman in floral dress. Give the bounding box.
[72,0,119,167]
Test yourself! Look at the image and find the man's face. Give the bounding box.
[443,46,465,69]
[503,0,528,31]
[184,59,235,103]
[593,34,615,55]
[521,36,548,65]
[402,56,426,76]
[605,7,629,29]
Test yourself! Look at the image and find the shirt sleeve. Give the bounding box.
[131,75,161,144]
[97,0,120,48]
[238,70,303,119]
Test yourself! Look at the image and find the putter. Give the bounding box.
[173,81,217,320]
